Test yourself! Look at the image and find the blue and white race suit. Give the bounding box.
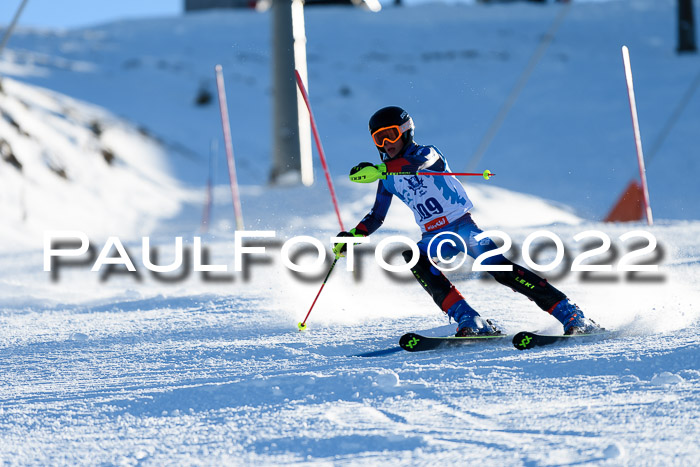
[355,142,500,262]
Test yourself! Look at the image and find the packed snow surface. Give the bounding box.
[1,0,699,465]
[1,217,699,465]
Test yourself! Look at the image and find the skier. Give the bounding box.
[333,106,600,336]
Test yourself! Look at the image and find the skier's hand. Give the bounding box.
[332,228,366,257]
[349,162,387,183]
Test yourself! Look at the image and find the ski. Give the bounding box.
[512,330,611,350]
[356,329,611,356]
[399,332,508,352]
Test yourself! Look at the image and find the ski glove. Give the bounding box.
[349,162,387,183]
[332,228,366,257]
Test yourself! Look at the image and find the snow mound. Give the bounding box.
[603,442,626,460]
[0,77,188,251]
[650,371,684,386]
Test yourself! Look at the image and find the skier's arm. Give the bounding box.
[348,147,445,183]
[383,146,444,173]
[332,182,392,257]
[356,182,393,235]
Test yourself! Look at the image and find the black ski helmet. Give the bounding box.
[368,106,414,157]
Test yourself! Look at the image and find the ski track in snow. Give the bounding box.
[1,217,699,465]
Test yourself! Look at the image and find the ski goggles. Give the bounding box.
[371,119,413,147]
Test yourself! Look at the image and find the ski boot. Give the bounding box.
[549,299,602,335]
[447,300,501,337]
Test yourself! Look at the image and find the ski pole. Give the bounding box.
[298,255,340,331]
[387,169,495,180]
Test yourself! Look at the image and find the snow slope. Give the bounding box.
[0,77,189,251]
[1,211,699,465]
[1,0,699,465]
[1,0,699,220]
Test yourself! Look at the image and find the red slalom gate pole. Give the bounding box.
[297,256,340,331]
[294,70,345,231]
[215,64,245,230]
